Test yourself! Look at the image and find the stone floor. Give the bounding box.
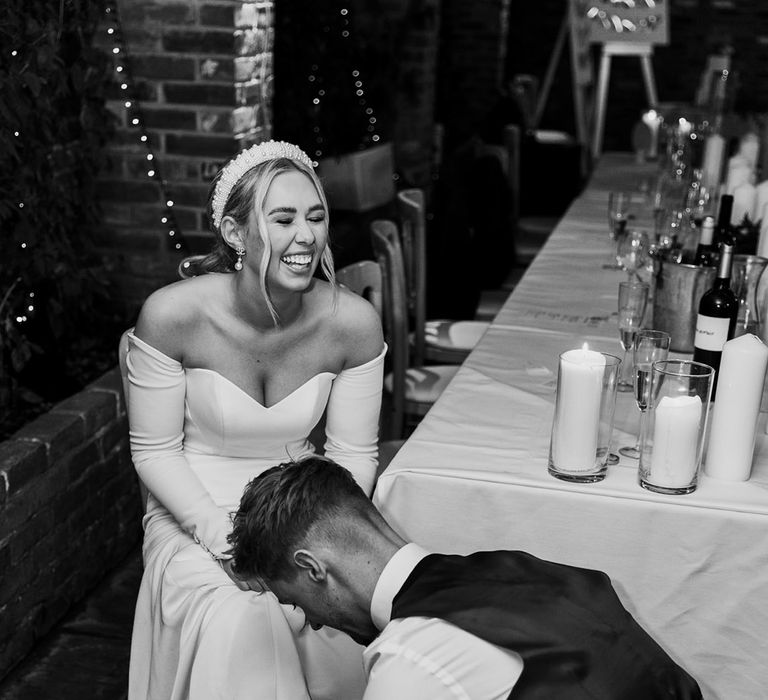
[0,546,143,700]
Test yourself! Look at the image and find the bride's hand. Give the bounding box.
[219,558,260,591]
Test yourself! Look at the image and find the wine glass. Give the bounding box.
[616,229,650,279]
[618,330,671,459]
[684,170,714,226]
[608,191,632,238]
[605,192,632,268]
[655,208,684,252]
[617,280,649,392]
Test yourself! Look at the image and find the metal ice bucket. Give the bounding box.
[653,261,716,352]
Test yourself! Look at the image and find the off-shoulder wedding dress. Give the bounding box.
[123,330,384,700]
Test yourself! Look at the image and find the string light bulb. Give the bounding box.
[308,6,382,160]
[103,0,186,252]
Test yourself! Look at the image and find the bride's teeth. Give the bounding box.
[282,254,312,265]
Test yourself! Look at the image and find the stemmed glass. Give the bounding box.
[616,229,650,279]
[617,280,649,392]
[618,330,671,459]
[605,192,632,268]
[655,208,684,258]
[684,170,714,226]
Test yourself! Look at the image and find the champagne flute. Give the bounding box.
[605,192,632,268]
[616,229,650,279]
[618,330,671,459]
[617,281,649,392]
[608,191,631,238]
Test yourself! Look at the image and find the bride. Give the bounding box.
[123,141,384,699]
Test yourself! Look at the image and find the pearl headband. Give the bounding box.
[211,140,314,228]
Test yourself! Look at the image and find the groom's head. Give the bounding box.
[228,456,386,644]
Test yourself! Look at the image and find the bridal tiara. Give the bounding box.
[211,140,314,228]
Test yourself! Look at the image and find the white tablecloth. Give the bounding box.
[373,153,768,700]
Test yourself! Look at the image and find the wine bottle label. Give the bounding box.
[694,314,730,351]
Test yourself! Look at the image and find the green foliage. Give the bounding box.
[0,0,116,408]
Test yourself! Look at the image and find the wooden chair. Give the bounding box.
[396,188,490,365]
[336,260,383,317]
[502,124,562,265]
[370,219,459,442]
[474,124,567,321]
[335,261,399,475]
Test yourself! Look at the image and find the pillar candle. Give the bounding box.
[760,120,768,183]
[731,182,757,224]
[725,155,753,195]
[649,395,703,488]
[705,334,768,481]
[739,132,760,170]
[702,133,725,192]
[755,181,768,227]
[642,110,660,159]
[758,203,768,259]
[677,118,692,136]
[552,348,605,471]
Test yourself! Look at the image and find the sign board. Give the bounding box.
[570,0,670,46]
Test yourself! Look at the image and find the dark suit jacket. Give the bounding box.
[390,550,702,699]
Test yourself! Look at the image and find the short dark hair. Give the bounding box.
[228,455,372,581]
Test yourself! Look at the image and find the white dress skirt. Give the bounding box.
[123,332,384,700]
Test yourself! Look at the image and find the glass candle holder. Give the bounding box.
[548,349,621,483]
[639,360,714,495]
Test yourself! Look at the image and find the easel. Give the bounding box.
[537,1,668,166]
[592,42,658,160]
[533,8,593,177]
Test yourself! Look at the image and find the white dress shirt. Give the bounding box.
[363,543,523,700]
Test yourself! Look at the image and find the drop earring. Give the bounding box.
[234,247,245,271]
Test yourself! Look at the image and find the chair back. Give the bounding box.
[370,219,409,439]
[118,329,149,512]
[336,260,383,318]
[396,188,427,366]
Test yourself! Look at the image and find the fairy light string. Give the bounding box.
[103,0,188,253]
[309,5,381,162]
[11,2,190,329]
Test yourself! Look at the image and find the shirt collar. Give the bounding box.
[370,542,430,631]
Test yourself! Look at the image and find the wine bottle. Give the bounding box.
[694,216,717,266]
[714,194,734,248]
[693,242,738,399]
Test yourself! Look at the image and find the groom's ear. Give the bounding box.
[294,549,327,583]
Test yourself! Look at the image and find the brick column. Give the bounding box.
[233,2,273,145]
[97,0,274,312]
[389,0,442,188]
[438,0,510,144]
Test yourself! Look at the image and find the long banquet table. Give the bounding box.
[373,153,768,700]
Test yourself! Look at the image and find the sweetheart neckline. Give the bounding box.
[186,367,336,410]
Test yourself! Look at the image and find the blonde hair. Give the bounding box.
[179,157,337,324]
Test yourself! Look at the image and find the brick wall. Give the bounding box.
[0,369,141,681]
[437,0,510,146]
[97,0,274,315]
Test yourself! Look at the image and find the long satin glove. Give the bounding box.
[324,345,386,497]
[126,331,232,558]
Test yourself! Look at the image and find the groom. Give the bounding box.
[228,456,702,700]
